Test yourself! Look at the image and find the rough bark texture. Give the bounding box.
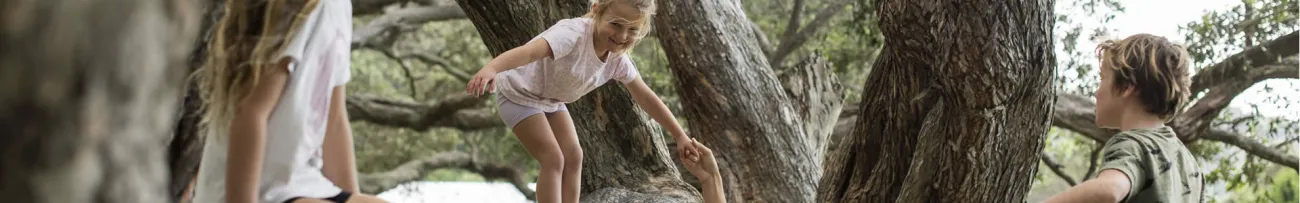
[570,85,699,203]
[454,0,701,202]
[654,0,837,202]
[818,0,1056,202]
[0,0,200,202]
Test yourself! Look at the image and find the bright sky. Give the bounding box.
[1065,0,1299,119]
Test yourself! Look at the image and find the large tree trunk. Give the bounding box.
[455,0,701,202]
[653,0,841,202]
[0,0,200,202]
[819,0,1056,202]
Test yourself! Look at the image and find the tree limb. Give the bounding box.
[345,93,501,131]
[1201,129,1299,170]
[1041,152,1078,186]
[781,0,807,40]
[1173,58,1298,141]
[1189,31,1298,96]
[353,3,467,48]
[768,0,850,66]
[358,151,535,200]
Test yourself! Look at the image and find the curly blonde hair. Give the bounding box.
[1095,34,1193,120]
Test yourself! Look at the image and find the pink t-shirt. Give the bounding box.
[493,18,641,112]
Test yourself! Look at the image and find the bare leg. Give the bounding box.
[547,112,581,203]
[512,114,563,203]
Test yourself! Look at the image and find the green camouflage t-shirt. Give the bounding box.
[1097,126,1204,203]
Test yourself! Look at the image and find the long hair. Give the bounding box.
[582,0,656,54]
[194,0,320,138]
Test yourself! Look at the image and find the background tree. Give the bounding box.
[1,0,200,202]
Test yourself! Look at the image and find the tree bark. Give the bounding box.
[654,0,840,202]
[819,0,1056,202]
[454,0,701,202]
[0,0,200,202]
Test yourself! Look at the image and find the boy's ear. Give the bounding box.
[1120,85,1137,99]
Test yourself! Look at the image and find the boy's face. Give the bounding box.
[1095,65,1129,128]
[593,3,646,54]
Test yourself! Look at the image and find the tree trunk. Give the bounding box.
[654,0,838,202]
[455,0,701,202]
[0,0,200,202]
[819,0,1056,202]
[169,0,224,200]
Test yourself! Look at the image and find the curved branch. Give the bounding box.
[1189,31,1298,96]
[358,151,535,200]
[345,93,501,131]
[353,4,467,48]
[1174,58,1298,141]
[1041,152,1078,186]
[1201,129,1299,170]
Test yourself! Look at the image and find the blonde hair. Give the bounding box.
[1095,34,1192,120]
[583,0,655,53]
[194,0,320,137]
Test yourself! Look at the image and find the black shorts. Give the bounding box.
[283,191,352,203]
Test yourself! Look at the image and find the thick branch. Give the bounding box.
[345,94,501,131]
[352,4,467,48]
[1189,31,1298,95]
[1041,152,1078,186]
[358,151,535,200]
[1174,58,1298,141]
[1201,129,1299,170]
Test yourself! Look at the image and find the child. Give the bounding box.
[192,0,387,202]
[1044,34,1202,202]
[463,0,699,202]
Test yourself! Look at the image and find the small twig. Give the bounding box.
[377,49,421,99]
[1041,152,1078,186]
[402,53,471,82]
[1082,144,1103,181]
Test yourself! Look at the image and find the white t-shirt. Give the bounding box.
[493,18,642,112]
[193,0,352,202]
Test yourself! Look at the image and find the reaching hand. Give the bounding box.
[680,138,719,181]
[466,68,497,97]
[676,136,699,162]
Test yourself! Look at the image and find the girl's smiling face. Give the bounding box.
[592,2,648,55]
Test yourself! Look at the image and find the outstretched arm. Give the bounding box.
[1042,169,1131,203]
[624,78,697,157]
[467,39,553,96]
